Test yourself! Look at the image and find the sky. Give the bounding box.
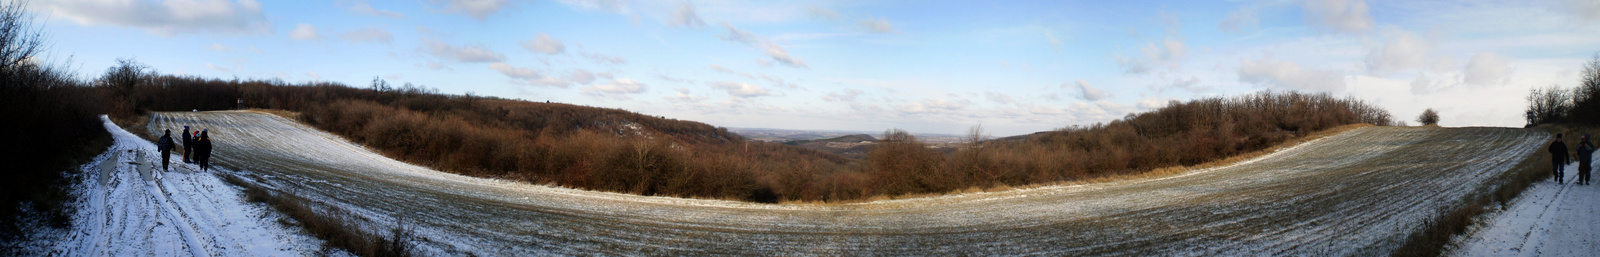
[28,0,1600,136]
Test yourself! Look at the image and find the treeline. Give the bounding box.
[855,91,1394,197]
[95,62,1398,203]
[1525,54,1600,126]
[0,1,111,242]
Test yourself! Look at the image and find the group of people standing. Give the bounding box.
[1548,133,1596,185]
[156,125,214,172]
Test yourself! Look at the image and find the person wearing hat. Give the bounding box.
[181,126,192,163]
[197,130,213,172]
[1551,133,1570,184]
[157,129,175,172]
[1578,134,1594,185]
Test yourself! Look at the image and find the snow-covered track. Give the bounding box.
[151,111,1545,255]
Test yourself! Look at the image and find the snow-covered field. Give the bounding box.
[102,110,1541,255]
[1453,157,1600,256]
[18,116,325,256]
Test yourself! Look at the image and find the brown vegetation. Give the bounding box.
[96,64,1397,203]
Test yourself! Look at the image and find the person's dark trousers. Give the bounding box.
[1582,164,1592,185]
[160,149,170,171]
[1555,161,1566,183]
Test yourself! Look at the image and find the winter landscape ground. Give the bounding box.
[1454,159,1600,256]
[18,110,1571,255]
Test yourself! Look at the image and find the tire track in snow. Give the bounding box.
[156,111,1547,255]
[33,116,324,256]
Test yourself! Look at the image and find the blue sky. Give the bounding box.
[31,0,1600,136]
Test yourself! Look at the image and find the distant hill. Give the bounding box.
[781,134,878,159]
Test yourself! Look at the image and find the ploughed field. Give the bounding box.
[150,111,1545,255]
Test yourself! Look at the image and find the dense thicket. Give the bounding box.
[1526,54,1600,126]
[860,91,1394,197]
[0,1,110,242]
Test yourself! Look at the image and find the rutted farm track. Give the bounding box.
[150,111,1545,255]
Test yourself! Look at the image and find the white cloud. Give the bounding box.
[40,0,270,35]
[1045,30,1062,49]
[709,81,773,98]
[670,3,706,28]
[1365,29,1430,74]
[583,78,648,96]
[808,7,840,20]
[247,45,263,53]
[1218,6,1259,34]
[491,62,576,87]
[1067,80,1110,101]
[423,38,505,63]
[860,18,897,33]
[716,22,810,69]
[426,61,449,70]
[667,88,707,103]
[341,27,393,45]
[350,1,405,18]
[567,69,596,85]
[1463,52,1511,87]
[1114,54,1153,74]
[1025,104,1066,115]
[521,33,565,54]
[579,51,627,65]
[718,22,760,45]
[1302,0,1375,34]
[290,23,321,41]
[1410,74,1436,94]
[306,71,321,81]
[762,42,808,68]
[1238,55,1348,92]
[489,62,541,80]
[431,0,512,20]
[709,64,755,78]
[1168,76,1205,92]
[1557,0,1600,22]
[1432,56,1458,72]
[822,88,864,102]
[985,91,1016,104]
[896,98,970,114]
[205,63,231,72]
[206,43,230,52]
[1138,97,1177,110]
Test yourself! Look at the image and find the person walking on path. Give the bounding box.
[181,126,192,163]
[196,130,213,172]
[1551,133,1570,184]
[1579,134,1594,185]
[157,130,174,172]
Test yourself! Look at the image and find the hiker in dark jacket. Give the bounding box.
[1579,134,1594,185]
[197,130,213,172]
[157,130,174,172]
[181,126,192,163]
[1551,133,1570,184]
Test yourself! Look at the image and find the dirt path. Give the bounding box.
[150,111,1546,255]
[1453,158,1600,256]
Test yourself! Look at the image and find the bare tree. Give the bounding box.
[0,0,42,79]
[97,57,151,90]
[1526,85,1573,126]
[1565,54,1600,123]
[1417,108,1440,126]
